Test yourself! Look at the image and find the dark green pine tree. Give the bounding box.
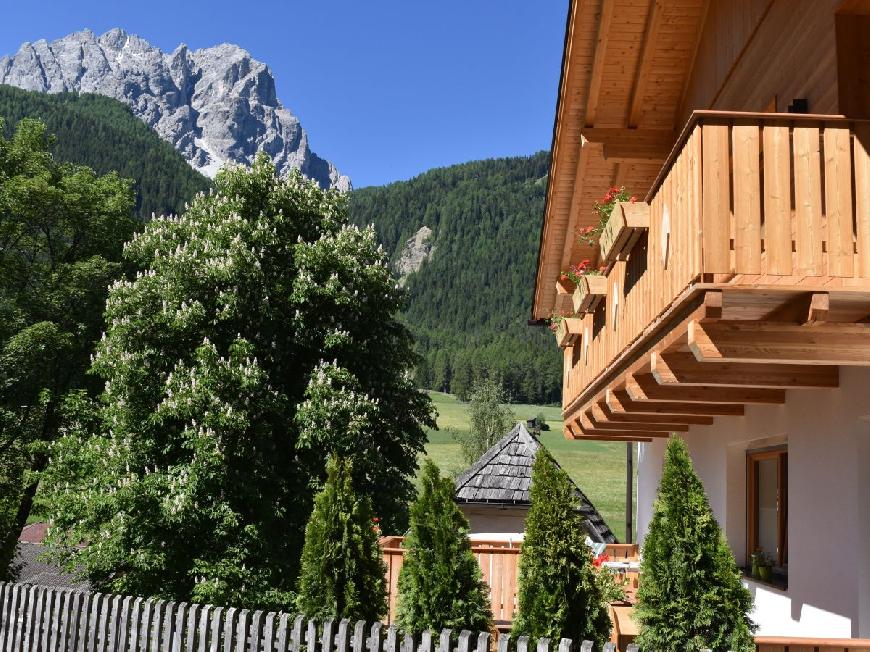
[511,450,610,647]
[396,460,492,633]
[296,456,387,622]
[635,437,755,652]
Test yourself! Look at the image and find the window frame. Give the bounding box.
[746,445,788,572]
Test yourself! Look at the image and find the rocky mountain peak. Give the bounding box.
[0,29,349,190]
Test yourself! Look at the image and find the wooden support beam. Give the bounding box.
[580,129,675,162]
[763,292,830,324]
[607,389,745,417]
[575,419,668,440]
[688,319,870,365]
[625,373,786,404]
[584,408,688,432]
[597,400,715,425]
[584,0,615,126]
[651,352,839,389]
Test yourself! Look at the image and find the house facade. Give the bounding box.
[533,0,870,638]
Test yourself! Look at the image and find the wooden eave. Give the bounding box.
[534,0,709,320]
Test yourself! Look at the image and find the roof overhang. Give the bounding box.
[533,0,709,320]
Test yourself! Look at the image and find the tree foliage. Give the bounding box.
[0,117,135,579]
[635,437,755,652]
[0,85,211,220]
[42,156,435,608]
[455,377,516,464]
[349,153,560,404]
[296,456,387,621]
[396,460,492,633]
[512,450,611,647]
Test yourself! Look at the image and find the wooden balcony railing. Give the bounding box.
[563,111,870,415]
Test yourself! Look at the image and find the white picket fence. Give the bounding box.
[0,582,613,652]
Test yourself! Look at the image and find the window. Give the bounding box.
[747,446,788,576]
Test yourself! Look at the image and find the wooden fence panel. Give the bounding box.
[823,125,854,276]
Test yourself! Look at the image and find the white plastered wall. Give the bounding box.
[635,366,870,637]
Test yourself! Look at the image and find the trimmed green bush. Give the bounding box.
[296,457,387,621]
[512,450,611,647]
[635,437,755,652]
[396,460,492,632]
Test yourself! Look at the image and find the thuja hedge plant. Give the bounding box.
[396,460,492,634]
[635,437,756,652]
[296,456,387,622]
[512,450,611,648]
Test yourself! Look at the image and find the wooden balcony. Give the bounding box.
[562,111,870,437]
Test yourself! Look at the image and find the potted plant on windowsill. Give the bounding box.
[562,259,607,314]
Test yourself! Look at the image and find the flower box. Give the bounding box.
[555,276,576,295]
[572,275,607,314]
[556,317,583,348]
[599,201,650,267]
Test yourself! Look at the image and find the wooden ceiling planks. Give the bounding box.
[535,0,708,320]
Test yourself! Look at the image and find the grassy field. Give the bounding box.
[421,391,636,540]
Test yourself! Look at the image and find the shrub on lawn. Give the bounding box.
[512,450,611,647]
[635,437,755,652]
[296,456,387,621]
[396,460,492,633]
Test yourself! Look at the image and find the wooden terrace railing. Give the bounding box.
[563,111,870,416]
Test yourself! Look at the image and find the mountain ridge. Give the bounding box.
[0,28,349,190]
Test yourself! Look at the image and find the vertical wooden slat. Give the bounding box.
[497,634,511,652]
[289,614,304,652]
[418,631,433,652]
[793,125,824,274]
[475,633,489,652]
[222,607,237,652]
[365,622,381,652]
[435,630,450,652]
[823,124,855,276]
[139,600,153,652]
[75,590,91,652]
[105,594,122,652]
[456,632,472,652]
[87,592,104,652]
[262,613,276,652]
[186,604,201,652]
[57,590,74,652]
[150,601,164,652]
[249,610,264,652]
[763,124,794,274]
[172,603,188,652]
[117,595,133,652]
[852,123,870,277]
[234,610,249,652]
[128,598,142,652]
[351,621,366,652]
[47,589,62,652]
[24,585,42,652]
[275,614,291,652]
[197,605,212,652]
[163,602,177,652]
[305,619,317,652]
[209,607,224,652]
[335,619,349,652]
[732,123,762,272]
[13,584,30,652]
[701,123,732,272]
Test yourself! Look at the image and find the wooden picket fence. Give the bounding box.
[0,581,585,652]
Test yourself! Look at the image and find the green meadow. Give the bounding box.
[421,391,636,541]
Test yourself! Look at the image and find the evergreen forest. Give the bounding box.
[349,153,561,404]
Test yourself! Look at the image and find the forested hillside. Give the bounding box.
[0,86,210,219]
[349,153,561,404]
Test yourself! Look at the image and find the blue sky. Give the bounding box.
[0,1,567,188]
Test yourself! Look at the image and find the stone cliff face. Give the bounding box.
[0,28,350,190]
[395,225,435,284]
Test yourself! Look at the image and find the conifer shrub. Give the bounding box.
[296,456,387,621]
[511,450,610,647]
[635,437,755,652]
[396,460,492,633]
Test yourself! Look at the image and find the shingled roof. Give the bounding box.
[454,422,617,543]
